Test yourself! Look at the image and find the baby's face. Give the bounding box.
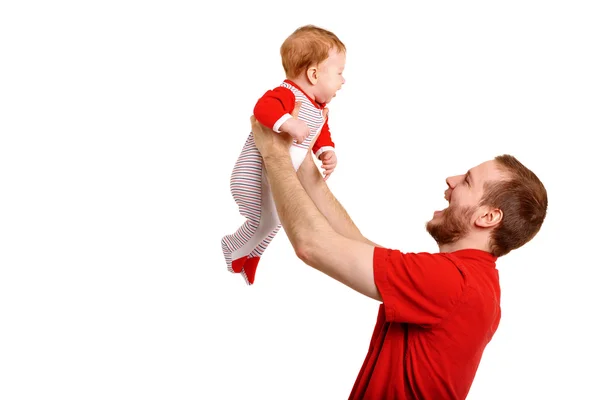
[314,49,346,104]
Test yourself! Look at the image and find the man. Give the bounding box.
[249,104,547,399]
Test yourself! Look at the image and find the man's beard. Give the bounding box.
[426,204,476,246]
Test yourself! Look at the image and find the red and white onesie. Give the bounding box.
[221,79,335,285]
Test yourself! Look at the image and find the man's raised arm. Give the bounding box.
[290,103,381,247]
[296,151,381,247]
[250,116,381,301]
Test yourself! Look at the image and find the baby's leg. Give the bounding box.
[241,144,309,283]
[221,134,280,284]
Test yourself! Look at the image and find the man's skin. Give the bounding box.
[249,103,381,300]
[249,103,504,301]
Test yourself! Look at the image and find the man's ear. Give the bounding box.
[474,206,503,228]
[306,65,318,85]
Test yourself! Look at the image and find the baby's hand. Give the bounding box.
[319,150,337,181]
[281,117,310,144]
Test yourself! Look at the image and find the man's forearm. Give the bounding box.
[261,152,381,300]
[261,153,334,254]
[251,117,381,299]
[297,155,380,247]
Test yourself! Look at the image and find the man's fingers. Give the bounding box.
[279,130,294,147]
[322,107,329,120]
[250,115,262,133]
[292,101,302,118]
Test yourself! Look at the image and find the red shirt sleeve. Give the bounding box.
[312,118,335,156]
[253,86,296,129]
[373,247,466,327]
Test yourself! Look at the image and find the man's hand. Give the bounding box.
[252,101,303,159]
[250,115,291,160]
[319,150,337,181]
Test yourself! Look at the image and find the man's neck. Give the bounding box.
[438,235,491,254]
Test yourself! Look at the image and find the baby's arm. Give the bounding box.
[254,87,309,143]
[313,119,335,159]
[313,119,337,180]
[253,87,296,132]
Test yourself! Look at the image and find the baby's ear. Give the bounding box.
[291,101,302,118]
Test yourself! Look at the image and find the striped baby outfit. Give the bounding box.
[221,80,335,284]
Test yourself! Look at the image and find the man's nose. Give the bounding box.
[446,176,455,189]
[446,174,462,189]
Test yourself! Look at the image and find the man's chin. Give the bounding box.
[425,218,440,232]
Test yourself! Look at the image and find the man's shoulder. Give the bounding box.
[379,247,495,263]
[441,249,498,271]
[375,247,456,265]
[374,249,464,284]
[375,248,497,281]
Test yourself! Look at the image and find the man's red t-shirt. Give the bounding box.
[349,247,501,399]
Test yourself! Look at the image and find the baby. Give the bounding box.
[221,25,346,285]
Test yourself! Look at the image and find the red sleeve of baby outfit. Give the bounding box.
[373,247,466,327]
[253,86,296,129]
[312,119,335,157]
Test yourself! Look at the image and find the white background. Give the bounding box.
[1,1,598,399]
